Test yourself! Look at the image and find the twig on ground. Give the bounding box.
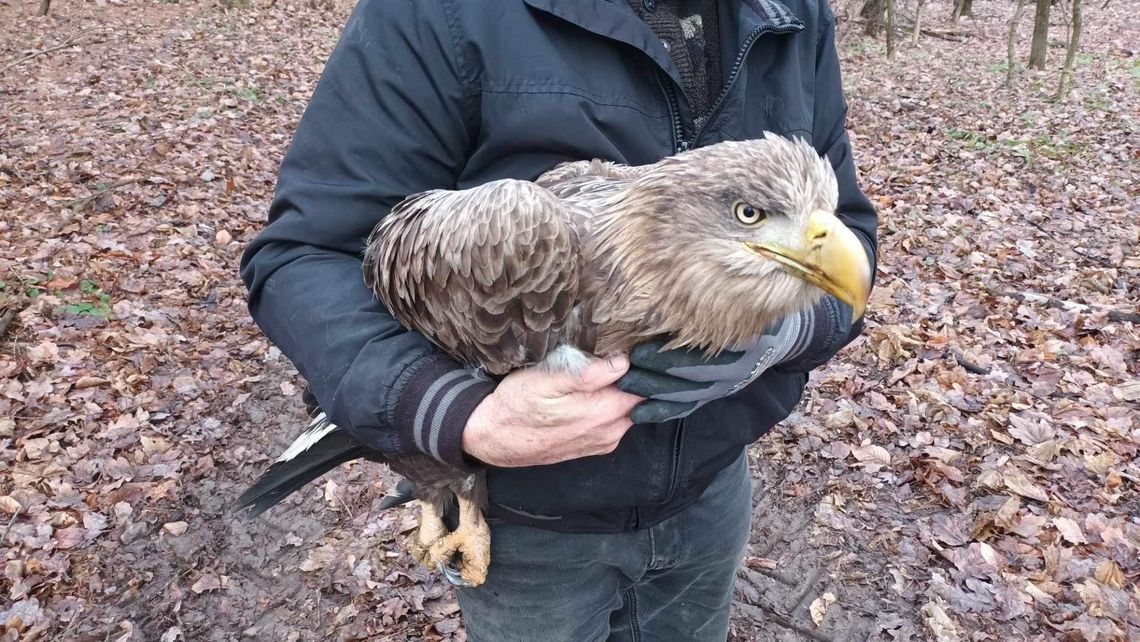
[0,27,106,76]
[851,18,970,41]
[1025,218,1116,269]
[986,287,1140,324]
[1,508,20,544]
[64,177,141,211]
[52,177,142,235]
[0,306,22,340]
[949,348,991,375]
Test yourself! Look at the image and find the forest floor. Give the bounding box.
[0,0,1137,640]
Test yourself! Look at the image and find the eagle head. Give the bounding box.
[595,134,872,353]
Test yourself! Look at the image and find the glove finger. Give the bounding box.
[629,342,745,371]
[617,367,713,399]
[627,340,673,368]
[631,399,697,424]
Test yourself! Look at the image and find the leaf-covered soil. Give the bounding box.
[0,0,1136,640]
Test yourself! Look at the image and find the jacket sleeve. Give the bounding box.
[774,1,879,374]
[239,0,492,469]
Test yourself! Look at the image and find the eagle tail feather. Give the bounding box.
[234,413,366,517]
[376,478,417,510]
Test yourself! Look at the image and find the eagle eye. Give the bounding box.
[733,201,767,226]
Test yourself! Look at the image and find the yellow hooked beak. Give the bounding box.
[744,210,872,322]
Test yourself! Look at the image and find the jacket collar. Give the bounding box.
[521,0,677,81]
[738,0,804,32]
[521,0,804,84]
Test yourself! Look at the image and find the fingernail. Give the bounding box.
[606,354,627,371]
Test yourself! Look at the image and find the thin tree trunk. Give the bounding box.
[1007,0,1029,87]
[886,0,897,57]
[1028,0,1051,69]
[912,0,925,45]
[1056,0,1082,99]
[950,0,973,22]
[35,0,49,16]
[862,0,887,36]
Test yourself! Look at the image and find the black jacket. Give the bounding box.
[240,0,878,533]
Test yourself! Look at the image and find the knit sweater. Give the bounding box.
[629,0,723,128]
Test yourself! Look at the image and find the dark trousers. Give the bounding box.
[457,453,752,641]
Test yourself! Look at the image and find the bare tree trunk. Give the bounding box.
[950,0,973,22]
[861,0,887,36]
[1028,0,1051,69]
[1056,0,1083,99]
[886,0,897,57]
[35,0,49,16]
[912,0,925,45]
[1006,0,1029,87]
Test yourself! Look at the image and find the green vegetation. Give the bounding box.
[946,127,1084,165]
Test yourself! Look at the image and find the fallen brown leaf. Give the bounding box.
[1093,560,1124,589]
[1002,469,1049,502]
[809,591,837,626]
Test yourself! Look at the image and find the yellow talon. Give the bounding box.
[407,495,491,588]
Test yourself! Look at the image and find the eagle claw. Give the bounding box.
[438,562,472,588]
[409,495,491,588]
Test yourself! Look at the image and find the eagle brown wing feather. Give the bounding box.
[365,180,580,374]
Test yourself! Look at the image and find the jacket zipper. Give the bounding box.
[661,418,685,504]
[657,71,689,154]
[691,24,800,148]
[631,418,684,529]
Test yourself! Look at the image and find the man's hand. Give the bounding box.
[617,306,838,423]
[462,355,642,467]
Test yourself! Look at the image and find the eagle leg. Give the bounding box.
[424,493,490,588]
[408,500,450,571]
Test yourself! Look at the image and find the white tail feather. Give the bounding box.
[277,412,338,462]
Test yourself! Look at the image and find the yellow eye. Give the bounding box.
[733,202,766,226]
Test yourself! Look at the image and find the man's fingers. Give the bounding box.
[552,354,630,394]
[617,367,712,399]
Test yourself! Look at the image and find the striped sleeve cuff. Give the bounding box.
[781,302,818,364]
[776,295,854,373]
[392,355,495,471]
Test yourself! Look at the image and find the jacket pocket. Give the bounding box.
[484,420,679,517]
[461,80,674,183]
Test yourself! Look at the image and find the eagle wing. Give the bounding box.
[365,180,580,374]
[536,159,655,354]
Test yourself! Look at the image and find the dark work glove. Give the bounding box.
[617,310,819,424]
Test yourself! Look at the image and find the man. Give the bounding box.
[240,0,877,639]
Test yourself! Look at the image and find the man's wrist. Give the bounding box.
[461,393,500,464]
